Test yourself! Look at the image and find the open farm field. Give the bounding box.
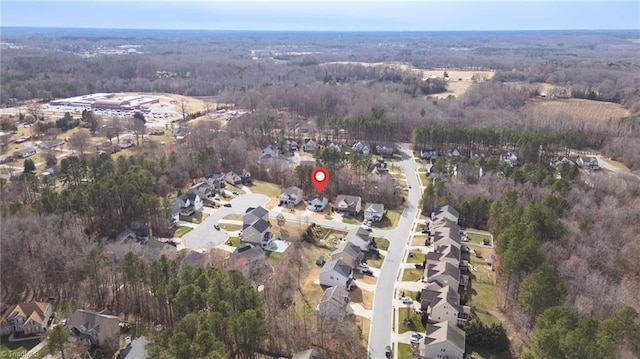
[526,98,631,124]
[322,61,494,98]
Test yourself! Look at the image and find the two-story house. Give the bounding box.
[330,240,364,268]
[241,206,275,249]
[334,195,362,216]
[68,309,120,350]
[418,321,466,359]
[279,186,304,206]
[0,302,52,335]
[364,203,385,222]
[319,259,354,290]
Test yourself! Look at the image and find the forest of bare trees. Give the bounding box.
[1,28,640,358]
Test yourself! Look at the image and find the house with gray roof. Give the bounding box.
[351,141,370,155]
[334,195,362,216]
[225,169,252,185]
[319,259,354,290]
[426,243,461,267]
[425,261,462,289]
[431,205,460,224]
[375,143,394,157]
[307,196,328,212]
[330,240,364,268]
[67,309,120,350]
[241,206,275,249]
[420,283,470,326]
[189,182,214,201]
[202,173,226,191]
[171,192,203,217]
[119,336,147,359]
[364,203,385,222]
[418,321,466,359]
[303,138,317,152]
[317,286,352,319]
[279,186,304,206]
[261,144,280,159]
[292,348,326,359]
[346,227,372,252]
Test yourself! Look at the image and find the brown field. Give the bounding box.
[322,61,494,99]
[527,98,631,124]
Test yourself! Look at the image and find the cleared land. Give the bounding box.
[322,61,494,98]
[527,98,631,124]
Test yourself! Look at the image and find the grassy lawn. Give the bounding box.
[174,226,193,237]
[342,217,360,225]
[466,231,492,245]
[222,213,244,221]
[248,180,281,197]
[398,343,415,359]
[364,252,385,268]
[461,253,497,313]
[355,317,371,348]
[220,224,242,232]
[402,268,423,282]
[30,345,49,359]
[418,172,429,186]
[179,211,208,224]
[411,235,429,246]
[226,236,241,247]
[475,311,502,327]
[373,210,401,229]
[372,237,390,250]
[0,337,41,357]
[398,306,425,334]
[407,250,426,263]
[265,250,284,263]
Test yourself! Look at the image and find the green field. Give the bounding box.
[364,252,385,268]
[418,172,429,186]
[397,343,414,359]
[407,250,426,263]
[373,210,401,228]
[402,268,423,282]
[227,236,241,247]
[248,180,281,197]
[174,226,193,237]
[466,231,492,245]
[373,237,390,250]
[398,306,425,334]
[0,337,41,358]
[220,224,242,232]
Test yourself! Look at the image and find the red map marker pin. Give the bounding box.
[311,167,329,192]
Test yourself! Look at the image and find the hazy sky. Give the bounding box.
[1,1,639,31]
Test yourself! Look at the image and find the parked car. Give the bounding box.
[223,203,232,208]
[414,263,424,269]
[358,262,369,269]
[214,224,220,230]
[421,229,430,234]
[361,269,374,276]
[385,345,392,358]
[410,332,423,344]
[369,247,380,254]
[232,191,239,195]
[401,297,413,304]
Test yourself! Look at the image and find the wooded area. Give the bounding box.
[1,29,640,358]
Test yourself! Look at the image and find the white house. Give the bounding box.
[418,321,466,359]
[375,143,394,157]
[577,155,599,170]
[279,186,304,206]
[0,302,52,335]
[307,196,329,212]
[501,152,518,167]
[241,206,275,249]
[319,259,354,290]
[364,203,385,222]
[303,139,317,152]
[420,283,470,326]
[172,192,203,217]
[351,141,370,155]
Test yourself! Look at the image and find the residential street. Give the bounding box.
[180,143,424,359]
[367,143,422,359]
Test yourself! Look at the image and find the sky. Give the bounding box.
[1,0,639,31]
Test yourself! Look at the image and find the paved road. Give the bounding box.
[367,143,422,359]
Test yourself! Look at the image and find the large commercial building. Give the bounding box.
[49,93,159,111]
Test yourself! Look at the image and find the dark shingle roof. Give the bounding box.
[331,240,362,259]
[321,259,353,278]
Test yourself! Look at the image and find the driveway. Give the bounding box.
[181,193,270,250]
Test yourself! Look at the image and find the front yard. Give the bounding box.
[398,343,415,359]
[220,224,242,232]
[364,252,385,268]
[248,180,281,197]
[411,235,429,246]
[407,250,426,264]
[372,237,390,250]
[372,210,402,228]
[179,211,209,224]
[174,226,193,237]
[398,305,425,334]
[402,268,423,282]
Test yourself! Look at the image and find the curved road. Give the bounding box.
[181,144,423,359]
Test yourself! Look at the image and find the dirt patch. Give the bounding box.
[354,272,377,286]
[295,244,332,312]
[264,197,279,210]
[355,317,371,348]
[349,284,374,310]
[221,213,243,221]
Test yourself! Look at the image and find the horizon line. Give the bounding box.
[2,26,639,33]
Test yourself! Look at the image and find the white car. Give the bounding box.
[358,262,369,269]
[410,332,422,344]
[401,297,413,304]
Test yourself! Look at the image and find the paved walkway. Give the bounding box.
[350,303,372,319]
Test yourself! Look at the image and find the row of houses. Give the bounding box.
[264,138,395,157]
[316,227,375,318]
[420,148,519,168]
[414,205,470,359]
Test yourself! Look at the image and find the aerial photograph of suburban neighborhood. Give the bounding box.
[0,1,639,358]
